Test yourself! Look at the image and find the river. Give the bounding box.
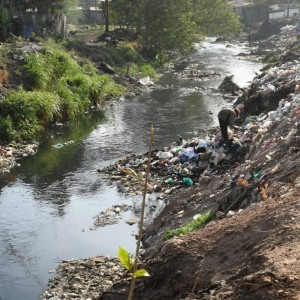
[0,38,263,300]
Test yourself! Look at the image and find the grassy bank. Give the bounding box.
[0,35,157,144]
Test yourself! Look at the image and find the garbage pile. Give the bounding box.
[236,59,300,116]
[0,143,38,174]
[97,23,300,198]
[98,76,300,198]
[40,256,126,300]
[97,128,250,196]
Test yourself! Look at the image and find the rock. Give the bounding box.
[98,62,115,74]
[218,75,241,95]
[126,217,139,225]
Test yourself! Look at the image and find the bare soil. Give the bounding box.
[133,187,300,300]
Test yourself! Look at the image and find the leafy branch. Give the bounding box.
[118,247,150,278]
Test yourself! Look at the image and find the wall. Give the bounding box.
[269,8,300,20]
[33,13,67,37]
[86,9,105,24]
[236,5,269,26]
[269,10,285,20]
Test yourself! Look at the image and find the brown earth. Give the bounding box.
[147,193,300,300]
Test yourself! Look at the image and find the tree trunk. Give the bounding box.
[105,0,109,33]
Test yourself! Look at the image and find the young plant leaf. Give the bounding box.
[133,268,150,278]
[118,247,132,271]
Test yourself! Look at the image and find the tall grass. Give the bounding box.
[0,42,125,143]
[0,90,62,141]
[22,54,51,90]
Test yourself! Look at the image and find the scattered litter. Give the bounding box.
[53,143,64,149]
[52,141,75,149]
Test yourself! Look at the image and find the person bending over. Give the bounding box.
[217,107,240,141]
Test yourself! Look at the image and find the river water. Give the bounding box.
[0,39,262,300]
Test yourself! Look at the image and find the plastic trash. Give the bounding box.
[198,140,208,148]
[156,151,173,159]
[212,152,225,166]
[253,172,261,178]
[261,120,273,128]
[179,147,197,159]
[165,178,174,184]
[180,156,188,163]
[257,113,268,121]
[139,76,154,86]
[244,116,258,124]
[53,143,64,149]
[182,177,193,186]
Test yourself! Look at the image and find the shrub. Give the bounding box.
[0,41,126,143]
[0,90,62,141]
[23,54,51,90]
[261,54,280,64]
[119,63,157,78]
[139,64,157,78]
[0,116,15,142]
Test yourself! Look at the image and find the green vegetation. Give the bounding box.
[5,0,243,59]
[0,90,61,141]
[260,53,281,71]
[66,39,157,77]
[118,247,150,278]
[163,210,214,241]
[0,41,125,143]
[262,53,280,64]
[111,0,243,57]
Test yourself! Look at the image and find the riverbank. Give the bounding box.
[40,23,300,299]
[0,33,156,176]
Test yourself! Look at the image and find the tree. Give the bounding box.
[110,0,144,30]
[111,0,242,57]
[102,0,109,33]
[142,0,196,56]
[0,4,9,40]
[194,0,242,36]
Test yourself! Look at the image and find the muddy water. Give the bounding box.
[0,39,263,300]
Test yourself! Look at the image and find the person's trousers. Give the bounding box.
[218,119,228,140]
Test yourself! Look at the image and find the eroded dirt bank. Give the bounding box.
[42,24,300,300]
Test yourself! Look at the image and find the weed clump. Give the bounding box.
[163,210,214,241]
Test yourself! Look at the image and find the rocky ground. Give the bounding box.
[5,22,300,300]
[0,142,38,174]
